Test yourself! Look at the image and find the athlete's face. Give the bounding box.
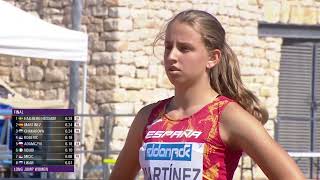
[164,21,211,86]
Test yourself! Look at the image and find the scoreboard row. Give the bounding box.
[14,134,75,141]
[13,121,77,127]
[13,128,77,134]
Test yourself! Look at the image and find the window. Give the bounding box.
[276,39,320,177]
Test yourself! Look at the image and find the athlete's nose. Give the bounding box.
[166,46,179,62]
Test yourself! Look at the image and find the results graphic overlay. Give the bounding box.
[12,109,75,172]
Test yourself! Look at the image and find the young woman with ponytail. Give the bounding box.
[110,10,305,180]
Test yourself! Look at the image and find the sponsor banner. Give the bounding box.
[139,142,204,180]
[145,143,192,161]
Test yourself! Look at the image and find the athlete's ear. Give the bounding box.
[207,49,221,69]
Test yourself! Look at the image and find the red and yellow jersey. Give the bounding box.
[139,96,242,180]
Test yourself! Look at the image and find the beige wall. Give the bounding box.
[1,0,320,179]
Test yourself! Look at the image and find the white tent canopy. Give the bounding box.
[0,1,88,178]
[0,0,88,61]
[0,0,88,108]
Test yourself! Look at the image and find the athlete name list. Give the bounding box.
[12,109,75,172]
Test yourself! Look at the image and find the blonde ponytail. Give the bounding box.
[209,43,268,124]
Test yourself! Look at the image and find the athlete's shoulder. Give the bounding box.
[217,95,236,103]
[136,103,158,120]
[135,97,172,124]
[209,95,236,115]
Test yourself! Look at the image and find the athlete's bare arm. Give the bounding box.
[219,102,305,180]
[109,103,156,180]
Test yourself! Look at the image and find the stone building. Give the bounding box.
[1,0,320,179]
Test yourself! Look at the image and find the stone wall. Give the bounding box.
[2,0,320,179]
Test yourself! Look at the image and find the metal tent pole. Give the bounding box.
[79,62,87,179]
[69,0,83,179]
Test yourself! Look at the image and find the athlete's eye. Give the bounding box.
[177,43,194,53]
[164,45,173,55]
[178,46,191,53]
[165,45,172,51]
